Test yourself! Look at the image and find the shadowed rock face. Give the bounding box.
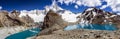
[0,10,24,27]
[0,10,9,27]
[39,10,68,35]
[9,10,20,19]
[42,10,61,29]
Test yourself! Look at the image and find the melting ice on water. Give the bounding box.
[64,24,117,31]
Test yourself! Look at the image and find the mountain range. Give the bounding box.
[0,0,120,39]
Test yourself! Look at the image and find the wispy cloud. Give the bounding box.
[57,0,120,12]
[100,5,108,9]
[101,0,120,12]
[57,0,102,7]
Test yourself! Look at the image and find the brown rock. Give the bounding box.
[19,15,34,26]
[39,10,67,35]
[0,10,34,27]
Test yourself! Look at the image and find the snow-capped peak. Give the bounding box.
[44,0,81,22]
[60,10,81,22]
[44,0,63,12]
[19,10,45,22]
[18,0,81,23]
[86,7,95,11]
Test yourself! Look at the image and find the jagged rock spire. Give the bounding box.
[44,0,63,13]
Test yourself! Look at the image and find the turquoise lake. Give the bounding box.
[5,27,41,39]
[65,24,117,31]
[6,24,117,39]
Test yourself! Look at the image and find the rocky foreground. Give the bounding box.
[36,29,120,39]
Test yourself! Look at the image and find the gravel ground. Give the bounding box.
[36,29,120,39]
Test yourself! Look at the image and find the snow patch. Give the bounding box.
[110,15,117,17]
[92,11,97,16]
[86,8,94,11]
[61,10,80,22]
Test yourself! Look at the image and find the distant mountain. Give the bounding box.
[1,0,120,28]
[78,7,120,25]
[18,0,120,28]
[19,0,81,23]
[19,10,46,22]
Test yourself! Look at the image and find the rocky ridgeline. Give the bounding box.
[78,7,120,28]
[79,7,120,24]
[0,10,34,27]
[0,10,35,39]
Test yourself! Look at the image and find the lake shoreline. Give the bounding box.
[0,26,31,39]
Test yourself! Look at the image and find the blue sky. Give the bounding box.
[0,0,120,13]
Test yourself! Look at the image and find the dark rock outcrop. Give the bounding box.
[9,10,20,19]
[19,15,34,26]
[39,10,68,35]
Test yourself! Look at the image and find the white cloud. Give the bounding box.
[58,0,64,5]
[57,0,102,8]
[80,0,102,7]
[0,6,2,10]
[58,0,120,12]
[75,5,78,9]
[101,0,120,12]
[76,0,82,6]
[100,5,108,9]
[58,0,76,5]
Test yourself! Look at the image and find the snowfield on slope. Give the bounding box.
[19,10,45,22]
[61,10,81,22]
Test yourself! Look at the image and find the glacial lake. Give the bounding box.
[6,24,117,39]
[5,27,41,39]
[65,24,117,31]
